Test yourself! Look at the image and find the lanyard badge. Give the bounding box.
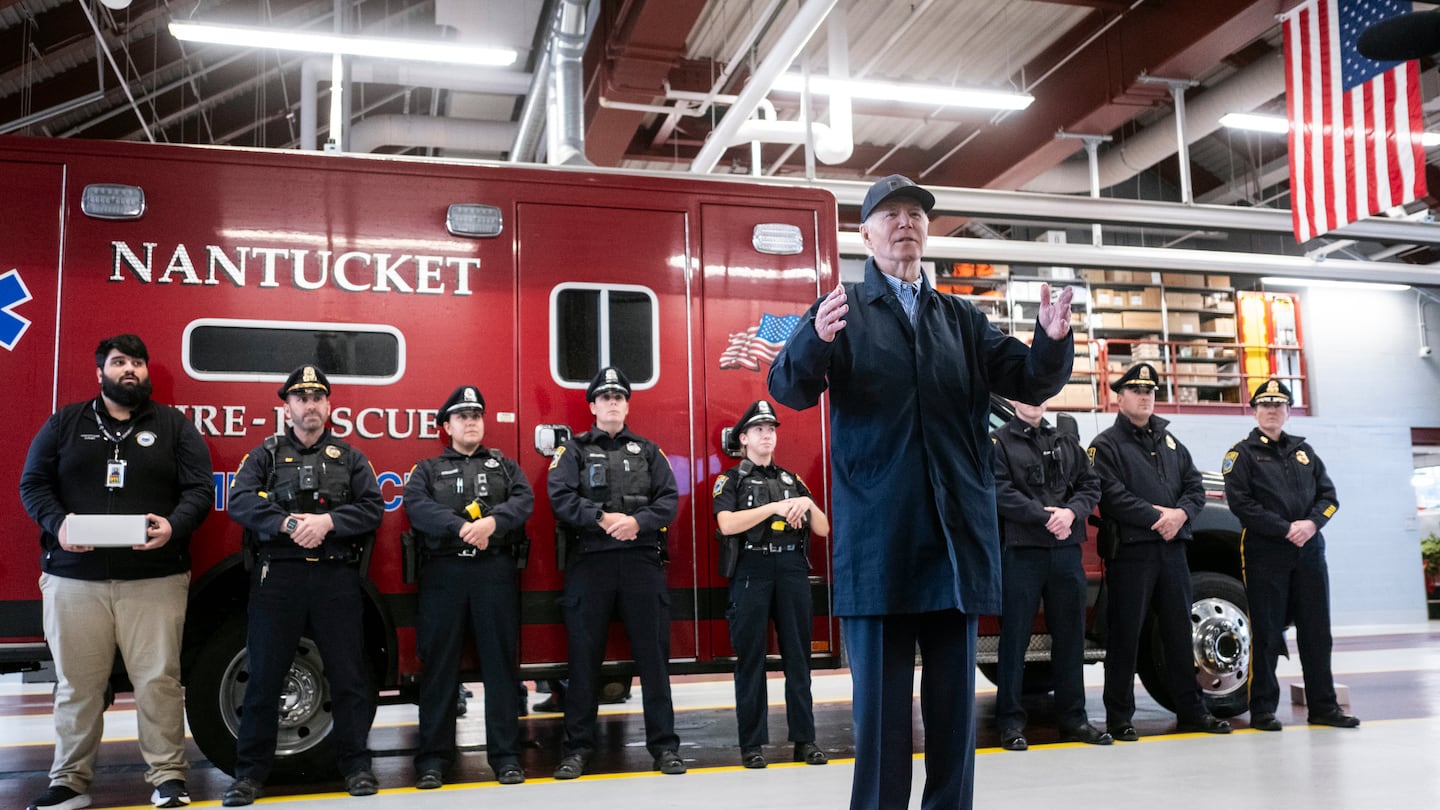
[106,459,127,489]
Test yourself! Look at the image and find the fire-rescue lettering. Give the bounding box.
[173,404,440,440]
[109,241,477,296]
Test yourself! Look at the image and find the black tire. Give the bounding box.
[185,617,339,780]
[1137,571,1250,719]
[976,662,1056,695]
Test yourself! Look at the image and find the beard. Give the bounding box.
[102,375,153,408]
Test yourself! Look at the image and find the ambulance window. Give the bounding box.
[183,320,404,385]
[552,285,657,389]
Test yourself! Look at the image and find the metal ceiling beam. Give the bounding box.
[581,0,708,165]
[918,0,1280,191]
[836,232,1440,286]
[746,175,1440,245]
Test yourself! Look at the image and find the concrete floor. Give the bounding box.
[3,624,1437,809]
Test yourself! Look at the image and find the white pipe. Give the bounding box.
[691,0,839,174]
[300,56,532,150]
[348,115,518,154]
[1022,55,1285,194]
[549,0,590,166]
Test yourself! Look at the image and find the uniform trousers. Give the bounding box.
[1243,535,1339,714]
[1103,540,1205,724]
[234,559,374,781]
[559,546,678,759]
[40,571,189,791]
[995,544,1088,733]
[414,552,521,771]
[726,548,816,748]
[842,610,978,810]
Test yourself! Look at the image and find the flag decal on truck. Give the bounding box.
[719,313,801,372]
[0,268,33,351]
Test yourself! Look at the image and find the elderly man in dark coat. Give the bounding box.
[768,175,1074,810]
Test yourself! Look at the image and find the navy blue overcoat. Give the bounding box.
[768,258,1073,616]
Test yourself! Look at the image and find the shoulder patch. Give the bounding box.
[1221,450,1238,475]
[233,452,250,483]
[712,474,728,497]
[548,445,566,470]
[1323,504,1337,518]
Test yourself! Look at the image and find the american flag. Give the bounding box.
[1284,0,1426,243]
[719,313,802,372]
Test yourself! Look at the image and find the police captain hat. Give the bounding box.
[586,366,632,402]
[439,385,486,417]
[1249,378,1293,407]
[1109,362,1159,393]
[860,174,936,222]
[278,365,331,399]
[735,399,781,433]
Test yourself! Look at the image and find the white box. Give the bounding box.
[65,514,148,547]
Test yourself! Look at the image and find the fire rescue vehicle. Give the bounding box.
[0,134,1248,779]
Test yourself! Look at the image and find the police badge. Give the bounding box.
[1295,450,1310,465]
[626,441,641,454]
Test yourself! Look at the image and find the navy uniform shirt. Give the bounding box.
[991,417,1100,547]
[1222,427,1337,545]
[1088,413,1205,545]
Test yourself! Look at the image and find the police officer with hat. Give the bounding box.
[713,400,831,769]
[223,366,384,806]
[1223,379,1358,731]
[404,385,533,789]
[1088,363,1230,740]
[991,397,1108,751]
[547,366,684,779]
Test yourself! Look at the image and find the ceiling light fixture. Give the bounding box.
[771,74,1034,110]
[1220,111,1440,146]
[168,21,518,67]
[1259,276,1410,291]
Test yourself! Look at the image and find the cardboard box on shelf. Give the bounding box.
[1134,271,1163,285]
[1093,287,1117,307]
[1123,311,1164,330]
[1133,339,1164,358]
[1125,287,1163,309]
[1165,291,1204,309]
[1176,386,1199,404]
[1073,355,1094,373]
[1203,315,1237,336]
[1162,272,1206,288]
[1206,274,1231,288]
[1080,269,1107,282]
[1049,383,1096,410]
[1167,312,1201,334]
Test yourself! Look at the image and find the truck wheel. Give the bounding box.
[976,662,1056,695]
[1137,571,1250,718]
[186,617,338,780]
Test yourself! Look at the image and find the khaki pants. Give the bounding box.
[40,571,189,791]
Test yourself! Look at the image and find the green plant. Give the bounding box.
[1422,534,1440,575]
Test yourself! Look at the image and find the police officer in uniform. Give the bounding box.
[1088,363,1230,740]
[713,399,831,769]
[223,366,384,807]
[991,398,1109,751]
[405,385,533,788]
[547,366,684,779]
[1223,379,1358,731]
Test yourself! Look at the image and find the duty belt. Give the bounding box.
[743,542,801,554]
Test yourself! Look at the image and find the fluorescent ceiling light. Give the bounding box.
[169,21,518,67]
[771,74,1033,110]
[1260,276,1409,291]
[1220,111,1440,146]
